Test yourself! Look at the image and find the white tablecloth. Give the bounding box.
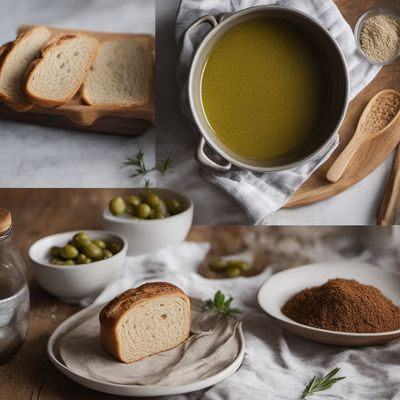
[90,231,400,400]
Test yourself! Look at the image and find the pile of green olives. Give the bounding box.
[109,192,184,220]
[209,258,253,278]
[50,232,122,266]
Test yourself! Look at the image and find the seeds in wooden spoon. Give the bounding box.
[359,92,400,135]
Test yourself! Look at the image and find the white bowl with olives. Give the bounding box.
[102,188,194,256]
[29,230,127,303]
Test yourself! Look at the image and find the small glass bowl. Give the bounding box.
[354,6,400,66]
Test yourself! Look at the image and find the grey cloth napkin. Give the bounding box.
[60,298,242,386]
[176,0,381,224]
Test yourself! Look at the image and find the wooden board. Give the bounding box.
[0,26,155,136]
[285,0,400,208]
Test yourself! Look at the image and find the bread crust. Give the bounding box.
[81,38,154,108]
[0,26,51,111]
[24,33,99,107]
[100,282,191,363]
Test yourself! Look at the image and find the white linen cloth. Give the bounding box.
[176,0,381,224]
[90,241,400,400]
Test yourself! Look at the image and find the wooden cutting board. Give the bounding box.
[0,25,155,136]
[285,0,400,208]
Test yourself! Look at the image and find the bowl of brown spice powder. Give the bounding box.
[257,262,400,346]
[355,7,400,65]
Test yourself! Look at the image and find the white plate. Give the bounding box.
[257,262,400,346]
[48,303,245,397]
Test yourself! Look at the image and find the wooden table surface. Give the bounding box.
[0,189,262,400]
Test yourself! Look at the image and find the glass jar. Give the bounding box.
[0,209,29,363]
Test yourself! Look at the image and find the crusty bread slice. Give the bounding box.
[100,282,191,364]
[24,34,99,107]
[0,42,11,60]
[0,26,51,111]
[81,39,152,107]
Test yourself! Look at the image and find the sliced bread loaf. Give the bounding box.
[0,26,51,111]
[24,34,99,107]
[100,282,191,364]
[81,39,153,107]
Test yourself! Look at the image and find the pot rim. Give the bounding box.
[188,5,350,173]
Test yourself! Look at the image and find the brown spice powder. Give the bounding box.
[359,14,400,63]
[359,91,400,135]
[282,279,400,333]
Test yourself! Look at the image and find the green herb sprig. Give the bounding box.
[122,151,174,181]
[122,150,149,178]
[302,368,346,398]
[203,290,241,317]
[157,157,174,175]
[143,179,153,190]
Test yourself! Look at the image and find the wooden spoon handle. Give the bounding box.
[377,146,400,225]
[326,137,363,183]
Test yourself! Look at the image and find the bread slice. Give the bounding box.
[0,26,51,111]
[0,42,11,60]
[81,39,153,107]
[24,34,99,107]
[100,282,191,364]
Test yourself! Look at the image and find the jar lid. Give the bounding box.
[0,209,12,234]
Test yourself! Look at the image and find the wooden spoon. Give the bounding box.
[377,145,400,225]
[327,90,400,183]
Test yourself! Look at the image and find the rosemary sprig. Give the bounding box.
[302,368,346,398]
[156,157,174,175]
[203,290,241,317]
[143,179,153,190]
[122,150,150,178]
[122,150,174,179]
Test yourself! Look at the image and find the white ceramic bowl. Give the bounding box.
[102,188,194,256]
[29,230,127,303]
[258,262,400,346]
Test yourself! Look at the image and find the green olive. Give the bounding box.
[51,258,64,265]
[109,197,126,216]
[152,209,165,219]
[126,195,141,207]
[60,245,79,260]
[50,246,61,258]
[166,199,183,215]
[102,249,113,259]
[125,204,136,216]
[137,203,151,219]
[210,258,227,272]
[64,260,76,266]
[93,240,106,250]
[146,192,161,209]
[227,260,252,272]
[73,232,91,249]
[76,254,91,264]
[82,244,103,260]
[224,265,242,278]
[107,242,122,254]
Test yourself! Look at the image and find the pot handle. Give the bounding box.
[196,137,232,173]
[184,14,219,40]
